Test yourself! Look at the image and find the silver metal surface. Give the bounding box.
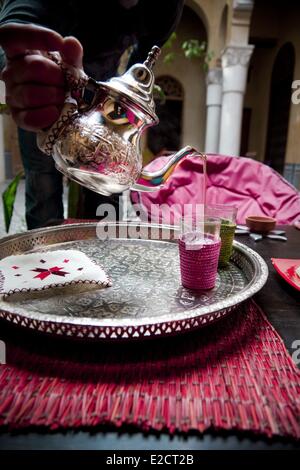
[51,47,162,196]
[0,223,268,340]
[43,46,205,197]
[130,183,164,192]
[102,45,161,122]
[238,225,288,242]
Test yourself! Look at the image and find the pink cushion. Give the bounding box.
[131,153,300,224]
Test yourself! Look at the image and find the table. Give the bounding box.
[0,226,299,450]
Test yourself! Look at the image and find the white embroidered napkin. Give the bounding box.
[0,249,111,298]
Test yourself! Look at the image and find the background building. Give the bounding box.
[1,0,300,189]
[149,0,300,189]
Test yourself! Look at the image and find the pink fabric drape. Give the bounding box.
[131,154,300,224]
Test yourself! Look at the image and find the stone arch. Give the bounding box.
[147,3,208,153]
[219,4,228,52]
[265,42,295,173]
[185,0,209,40]
[148,76,184,155]
[156,75,184,100]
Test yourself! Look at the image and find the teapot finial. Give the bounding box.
[99,45,161,123]
[144,46,161,69]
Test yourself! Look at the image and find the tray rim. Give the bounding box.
[0,222,269,338]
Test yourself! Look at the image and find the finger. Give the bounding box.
[2,54,65,87]
[11,105,61,131]
[6,84,65,109]
[61,36,83,69]
[0,23,64,59]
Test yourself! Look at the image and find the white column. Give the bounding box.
[0,81,6,182]
[219,45,254,156]
[204,67,222,153]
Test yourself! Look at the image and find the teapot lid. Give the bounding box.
[100,46,161,123]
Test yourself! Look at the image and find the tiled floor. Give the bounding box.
[0,179,139,239]
[0,179,69,238]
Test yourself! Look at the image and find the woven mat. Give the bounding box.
[0,300,300,439]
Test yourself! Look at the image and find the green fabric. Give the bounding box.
[219,220,236,268]
[67,180,80,219]
[2,172,23,232]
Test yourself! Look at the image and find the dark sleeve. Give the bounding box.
[0,0,76,69]
[127,0,184,66]
[0,0,46,69]
[0,0,54,27]
[0,0,77,36]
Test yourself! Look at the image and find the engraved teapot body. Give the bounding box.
[52,79,155,196]
[38,47,203,196]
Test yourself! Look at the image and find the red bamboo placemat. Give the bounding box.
[0,300,300,439]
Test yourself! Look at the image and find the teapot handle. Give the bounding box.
[37,52,91,156]
[47,51,90,105]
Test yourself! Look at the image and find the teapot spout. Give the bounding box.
[131,146,206,192]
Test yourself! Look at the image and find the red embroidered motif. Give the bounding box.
[63,259,69,263]
[12,266,19,270]
[287,265,297,279]
[31,266,70,280]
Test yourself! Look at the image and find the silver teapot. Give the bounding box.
[39,46,202,196]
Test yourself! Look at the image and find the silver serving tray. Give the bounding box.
[0,222,268,340]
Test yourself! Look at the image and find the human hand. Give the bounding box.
[0,23,83,131]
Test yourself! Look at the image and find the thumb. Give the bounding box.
[61,36,83,69]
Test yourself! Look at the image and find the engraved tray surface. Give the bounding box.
[0,223,268,340]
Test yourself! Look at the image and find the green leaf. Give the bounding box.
[2,172,23,233]
[0,103,9,114]
[163,32,177,50]
[153,84,166,104]
[206,50,215,62]
[203,61,209,73]
[181,39,207,60]
[67,179,81,218]
[163,51,175,64]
